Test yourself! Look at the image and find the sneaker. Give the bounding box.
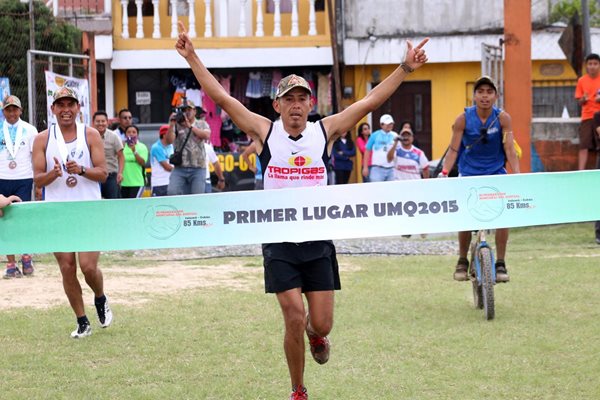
[70,323,92,339]
[495,260,510,283]
[95,296,113,328]
[289,385,308,400]
[3,264,22,279]
[306,315,330,365]
[453,257,469,281]
[21,255,34,276]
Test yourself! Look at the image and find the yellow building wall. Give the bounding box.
[114,70,129,115]
[348,59,579,164]
[349,62,481,161]
[532,60,577,80]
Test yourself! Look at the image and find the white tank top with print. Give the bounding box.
[44,123,101,201]
[260,120,329,190]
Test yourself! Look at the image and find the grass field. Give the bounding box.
[1,223,599,399]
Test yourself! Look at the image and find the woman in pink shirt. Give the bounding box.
[356,122,372,182]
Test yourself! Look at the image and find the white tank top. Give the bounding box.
[44,123,101,201]
[260,120,329,190]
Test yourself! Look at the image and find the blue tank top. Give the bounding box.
[458,106,506,176]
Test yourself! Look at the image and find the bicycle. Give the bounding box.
[469,230,496,320]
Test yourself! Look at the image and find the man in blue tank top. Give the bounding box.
[440,76,520,283]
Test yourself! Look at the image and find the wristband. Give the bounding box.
[400,63,414,73]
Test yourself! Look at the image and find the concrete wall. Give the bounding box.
[344,0,550,39]
[531,118,598,171]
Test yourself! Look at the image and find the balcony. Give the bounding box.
[115,0,328,45]
[113,0,331,68]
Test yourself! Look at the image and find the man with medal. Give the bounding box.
[0,95,38,279]
[32,87,113,339]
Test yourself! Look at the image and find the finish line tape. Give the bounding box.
[1,171,599,254]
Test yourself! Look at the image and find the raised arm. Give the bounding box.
[322,38,429,141]
[175,22,271,149]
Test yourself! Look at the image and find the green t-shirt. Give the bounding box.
[121,142,149,187]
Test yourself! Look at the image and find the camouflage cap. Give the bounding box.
[3,95,22,110]
[52,87,79,104]
[474,76,497,92]
[275,74,312,98]
[177,98,195,109]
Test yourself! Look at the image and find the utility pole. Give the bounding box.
[582,0,592,55]
[504,0,532,172]
[29,0,36,125]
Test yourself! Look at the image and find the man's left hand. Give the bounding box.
[404,38,430,71]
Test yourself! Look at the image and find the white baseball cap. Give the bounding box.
[380,114,394,124]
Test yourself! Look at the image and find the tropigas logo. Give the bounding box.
[288,155,312,167]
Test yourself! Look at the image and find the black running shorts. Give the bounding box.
[262,240,341,294]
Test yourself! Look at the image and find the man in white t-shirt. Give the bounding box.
[150,125,174,196]
[386,127,429,180]
[0,95,38,278]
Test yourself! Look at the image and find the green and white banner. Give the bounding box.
[1,171,599,254]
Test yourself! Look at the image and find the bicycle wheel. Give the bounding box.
[479,247,495,320]
[469,243,483,309]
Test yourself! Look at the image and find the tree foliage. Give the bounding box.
[550,0,600,26]
[0,0,81,121]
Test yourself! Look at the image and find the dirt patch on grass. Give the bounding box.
[0,256,263,310]
[0,252,360,311]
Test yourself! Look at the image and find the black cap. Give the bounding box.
[474,76,497,92]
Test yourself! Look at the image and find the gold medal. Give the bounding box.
[8,160,17,169]
[66,175,78,188]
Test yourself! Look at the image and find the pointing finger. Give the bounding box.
[415,37,430,50]
[178,20,187,35]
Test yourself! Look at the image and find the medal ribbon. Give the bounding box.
[53,123,85,170]
[2,120,24,161]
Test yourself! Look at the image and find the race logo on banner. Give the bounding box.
[45,71,90,126]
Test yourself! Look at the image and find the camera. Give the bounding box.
[174,97,189,124]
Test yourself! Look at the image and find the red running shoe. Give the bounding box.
[306,316,330,365]
[289,385,308,400]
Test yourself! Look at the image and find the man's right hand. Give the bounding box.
[362,166,369,178]
[175,21,195,59]
[52,157,63,178]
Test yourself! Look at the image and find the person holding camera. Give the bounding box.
[439,76,520,283]
[165,99,211,195]
[121,125,149,198]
